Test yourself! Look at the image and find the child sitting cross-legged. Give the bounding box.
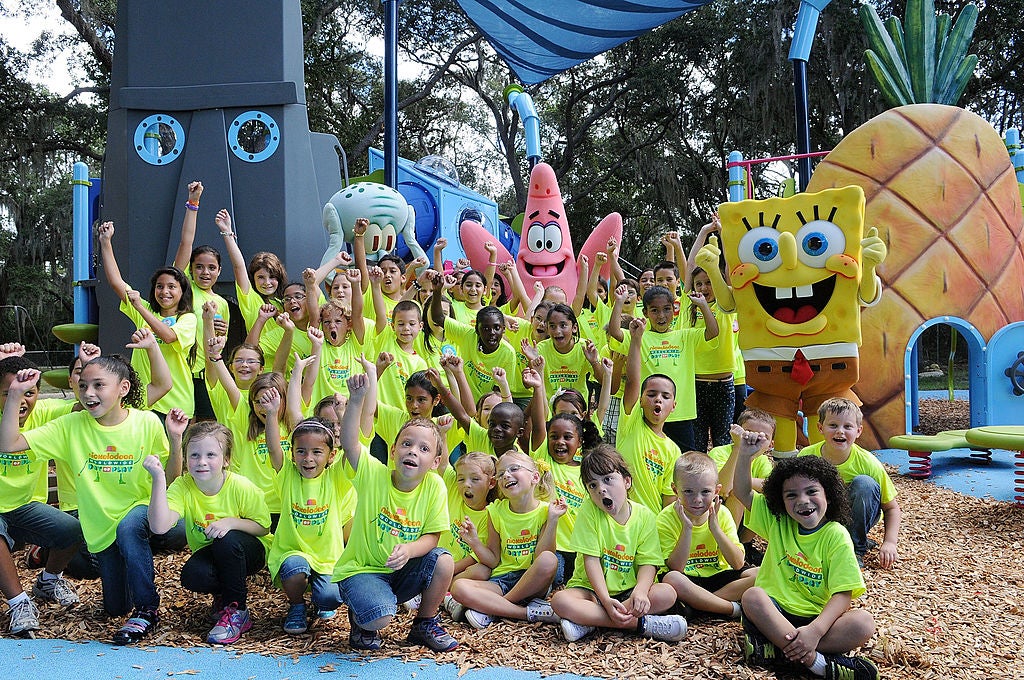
[330,372,459,652]
[658,451,757,619]
[732,424,878,680]
[551,444,687,643]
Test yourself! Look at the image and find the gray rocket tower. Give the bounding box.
[97,0,342,346]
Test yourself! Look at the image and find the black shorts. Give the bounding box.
[688,568,748,593]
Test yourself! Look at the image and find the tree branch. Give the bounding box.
[55,0,112,72]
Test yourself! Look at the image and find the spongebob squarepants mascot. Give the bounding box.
[696,187,887,457]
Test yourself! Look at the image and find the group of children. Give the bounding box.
[0,180,902,680]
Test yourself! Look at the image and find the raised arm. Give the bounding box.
[730,424,769,511]
[440,355,474,418]
[287,352,318,429]
[346,269,366,344]
[341,373,368,471]
[571,254,589,317]
[355,354,377,438]
[694,235,735,312]
[173,181,204,270]
[606,237,624,289]
[127,328,171,407]
[352,217,370,293]
[260,388,286,472]
[216,209,250,296]
[96,221,129,301]
[623,317,645,415]
[428,367,471,433]
[482,242,498,298]
[302,268,323,326]
[368,266,388,334]
[163,408,187,484]
[432,236,447,275]
[684,216,719,292]
[142,455,180,535]
[607,284,629,343]
[0,369,35,452]
[272,313,295,376]
[587,250,607,308]
[689,292,719,341]
[522,365,548,452]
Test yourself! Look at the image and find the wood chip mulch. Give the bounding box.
[12,469,1024,679]
[915,399,971,436]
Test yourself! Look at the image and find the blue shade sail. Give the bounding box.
[455,0,717,84]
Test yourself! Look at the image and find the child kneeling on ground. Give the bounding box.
[550,444,686,643]
[732,424,878,680]
[328,372,459,652]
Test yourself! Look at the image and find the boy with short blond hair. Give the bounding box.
[798,398,900,568]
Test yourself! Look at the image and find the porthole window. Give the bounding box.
[229,111,280,163]
[133,115,185,165]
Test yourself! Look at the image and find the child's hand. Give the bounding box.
[204,519,235,541]
[142,454,164,478]
[409,255,428,271]
[582,339,598,364]
[533,281,544,296]
[353,217,368,237]
[95,221,114,243]
[424,367,444,388]
[673,499,693,532]
[440,354,463,372]
[79,342,101,363]
[302,268,317,286]
[356,352,376,377]
[368,266,384,285]
[375,351,394,376]
[417,267,437,287]
[600,356,614,375]
[484,241,497,257]
[4,369,39,399]
[126,289,144,309]
[624,590,651,618]
[433,236,447,253]
[605,237,618,255]
[215,210,233,236]
[594,250,608,266]
[165,408,189,439]
[187,181,203,203]
[879,540,898,569]
[731,424,767,459]
[443,273,458,291]
[519,338,540,362]
[497,260,513,275]
[345,267,362,285]
[783,625,822,666]
[202,300,218,321]
[275,312,295,332]
[385,543,411,570]
[0,342,26,360]
[455,257,471,271]
[346,372,368,399]
[437,414,454,435]
[257,387,282,416]
[307,325,324,348]
[578,253,589,271]
[505,316,520,333]
[459,516,478,543]
[602,597,634,627]
[521,367,542,391]
[549,496,568,519]
[126,327,157,351]
[491,365,507,381]
[257,303,277,322]
[333,250,354,267]
[292,352,317,378]
[206,335,226,359]
[686,290,707,306]
[628,315,646,340]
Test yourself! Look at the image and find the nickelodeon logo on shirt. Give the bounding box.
[549,365,580,386]
[84,445,137,483]
[376,506,422,542]
[556,480,585,509]
[0,452,34,475]
[327,360,350,382]
[601,543,636,573]
[649,339,681,365]
[192,512,216,537]
[785,551,824,589]
[642,449,667,478]
[686,543,721,571]
[255,437,291,464]
[292,498,330,535]
[505,528,539,558]
[466,361,493,389]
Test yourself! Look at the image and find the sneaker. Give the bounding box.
[206,603,252,645]
[639,614,687,641]
[315,607,336,621]
[525,598,560,624]
[742,628,779,665]
[7,598,40,635]
[442,593,465,622]
[113,607,159,645]
[402,594,422,612]
[283,603,308,635]
[464,608,493,629]
[560,618,595,642]
[823,654,879,680]
[348,610,383,651]
[407,614,459,652]
[32,574,80,607]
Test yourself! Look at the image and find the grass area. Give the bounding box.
[917,364,969,391]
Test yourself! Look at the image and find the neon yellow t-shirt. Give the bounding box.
[443,317,519,403]
[566,499,662,596]
[709,443,774,484]
[745,493,865,617]
[688,303,735,375]
[450,300,482,327]
[120,295,197,416]
[608,326,706,421]
[656,503,741,577]
[371,328,430,410]
[186,271,230,376]
[578,302,611,345]
[799,442,897,504]
[0,397,76,511]
[166,471,272,554]
[530,443,585,551]
[439,466,491,563]
[23,409,168,552]
[536,338,593,398]
[363,287,399,326]
[231,425,290,515]
[374,403,462,460]
[310,337,364,409]
[617,406,680,513]
[237,285,285,359]
[503,319,534,398]
[268,461,356,581]
[332,449,449,581]
[487,499,550,578]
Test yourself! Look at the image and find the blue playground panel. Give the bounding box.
[0,639,601,680]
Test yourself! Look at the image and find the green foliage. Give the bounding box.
[861,0,979,106]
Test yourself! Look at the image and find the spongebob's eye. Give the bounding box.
[543,222,562,252]
[738,227,783,273]
[796,220,845,267]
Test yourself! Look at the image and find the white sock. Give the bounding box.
[809,653,827,676]
[40,570,61,582]
[730,601,742,618]
[6,592,29,608]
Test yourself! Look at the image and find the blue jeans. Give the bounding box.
[338,547,447,627]
[95,505,161,616]
[846,475,882,555]
[0,501,83,551]
[279,554,343,611]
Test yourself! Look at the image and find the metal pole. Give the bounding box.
[793,60,811,192]
[383,0,399,188]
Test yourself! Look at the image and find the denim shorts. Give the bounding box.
[555,550,576,588]
[0,501,83,551]
[339,547,448,627]
[489,569,526,595]
[279,554,343,611]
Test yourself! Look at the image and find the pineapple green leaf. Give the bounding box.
[935,4,979,104]
[905,0,936,103]
[884,16,908,70]
[865,51,913,107]
[934,13,951,69]
[861,5,914,103]
[941,54,978,106]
